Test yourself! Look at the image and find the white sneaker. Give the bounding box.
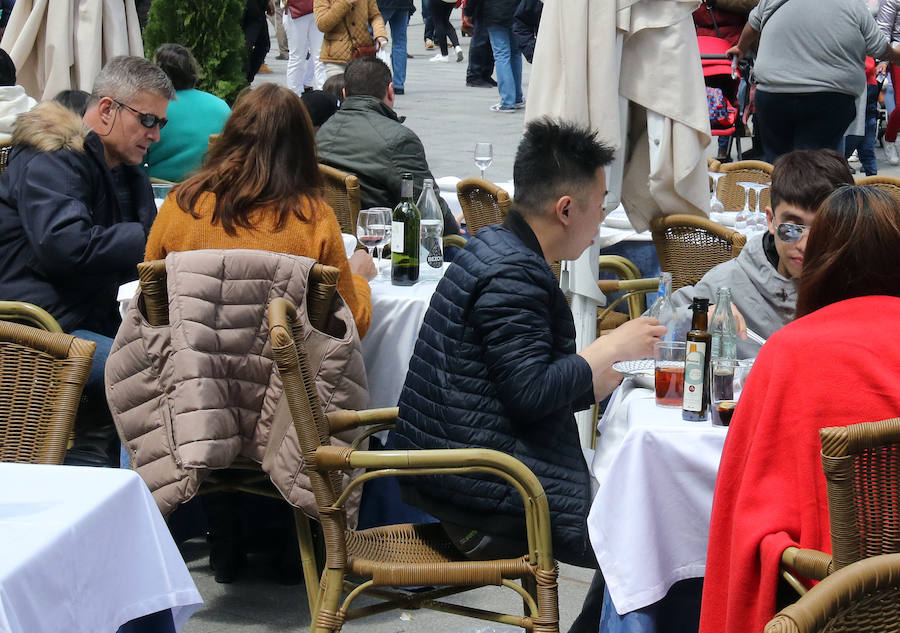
[886,141,900,166]
[848,150,860,164]
[429,52,450,63]
[455,46,464,62]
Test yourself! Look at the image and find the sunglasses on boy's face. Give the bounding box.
[775,222,809,243]
[110,98,168,129]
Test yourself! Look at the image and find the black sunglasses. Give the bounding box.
[775,222,809,243]
[111,98,168,129]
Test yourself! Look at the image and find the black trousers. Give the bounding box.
[754,89,856,164]
[429,0,459,55]
[243,16,270,83]
[466,15,495,82]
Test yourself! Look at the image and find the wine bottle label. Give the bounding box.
[392,221,405,249]
[683,341,707,412]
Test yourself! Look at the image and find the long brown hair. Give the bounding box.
[175,83,323,236]
[795,186,900,317]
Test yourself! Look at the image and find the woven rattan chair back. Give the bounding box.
[764,553,900,633]
[269,297,561,633]
[819,418,900,573]
[0,322,95,464]
[650,214,747,290]
[457,177,512,235]
[319,163,361,235]
[855,176,900,205]
[717,160,773,212]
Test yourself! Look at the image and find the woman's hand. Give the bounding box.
[349,249,377,281]
[376,36,389,51]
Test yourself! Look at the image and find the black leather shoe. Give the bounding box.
[466,79,494,88]
[394,86,405,95]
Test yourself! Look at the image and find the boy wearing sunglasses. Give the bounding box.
[672,149,854,357]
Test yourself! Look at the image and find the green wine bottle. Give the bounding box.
[391,173,420,286]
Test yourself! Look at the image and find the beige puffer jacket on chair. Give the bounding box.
[105,249,369,525]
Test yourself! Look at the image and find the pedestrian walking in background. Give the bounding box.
[377,0,413,93]
[284,0,326,93]
[466,0,522,112]
[313,0,388,78]
[428,0,463,63]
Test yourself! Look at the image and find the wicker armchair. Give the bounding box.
[0,320,95,464]
[457,177,512,235]
[765,554,900,633]
[268,297,560,633]
[717,160,773,212]
[780,418,900,594]
[855,176,900,205]
[0,301,64,332]
[649,214,747,290]
[136,258,343,608]
[319,163,361,235]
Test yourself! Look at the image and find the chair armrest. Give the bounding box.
[0,301,64,332]
[443,234,467,249]
[782,546,833,581]
[326,407,398,434]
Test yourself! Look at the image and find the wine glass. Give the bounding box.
[734,182,751,230]
[357,207,391,279]
[474,142,493,179]
[708,172,726,214]
[746,183,770,232]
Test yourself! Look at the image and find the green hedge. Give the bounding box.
[143,0,248,104]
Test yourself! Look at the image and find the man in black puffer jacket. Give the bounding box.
[394,119,665,569]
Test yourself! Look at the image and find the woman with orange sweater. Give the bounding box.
[145,83,374,337]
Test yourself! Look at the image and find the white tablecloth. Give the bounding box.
[0,463,202,633]
[361,267,447,408]
[588,380,727,615]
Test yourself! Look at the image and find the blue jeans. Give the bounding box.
[844,84,879,176]
[486,25,522,108]
[67,330,120,467]
[380,7,409,90]
[421,0,434,41]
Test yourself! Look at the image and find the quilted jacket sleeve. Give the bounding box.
[469,264,594,422]
[314,0,354,33]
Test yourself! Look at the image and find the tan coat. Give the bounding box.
[105,249,369,525]
[314,0,388,64]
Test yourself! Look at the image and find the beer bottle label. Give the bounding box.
[683,342,707,412]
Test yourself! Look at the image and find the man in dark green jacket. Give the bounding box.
[316,57,459,236]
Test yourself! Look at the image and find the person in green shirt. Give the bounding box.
[145,44,231,182]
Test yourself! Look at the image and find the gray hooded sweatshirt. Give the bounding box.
[670,232,796,358]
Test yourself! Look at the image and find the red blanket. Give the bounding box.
[699,295,900,633]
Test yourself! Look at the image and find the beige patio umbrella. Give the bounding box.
[1,0,143,101]
[525,0,712,444]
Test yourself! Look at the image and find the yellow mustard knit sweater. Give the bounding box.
[144,191,372,337]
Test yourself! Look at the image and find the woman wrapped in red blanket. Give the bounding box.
[699,185,900,633]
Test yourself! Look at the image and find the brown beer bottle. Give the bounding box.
[683,297,711,421]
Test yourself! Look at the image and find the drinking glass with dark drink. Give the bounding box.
[711,358,754,426]
[654,341,685,407]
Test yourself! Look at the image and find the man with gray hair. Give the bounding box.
[0,55,174,466]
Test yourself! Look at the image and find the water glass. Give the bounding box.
[474,142,493,179]
[151,183,173,202]
[654,341,686,407]
[711,358,755,426]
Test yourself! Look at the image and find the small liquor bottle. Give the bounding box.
[683,297,711,421]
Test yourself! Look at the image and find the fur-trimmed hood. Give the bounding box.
[11,100,88,152]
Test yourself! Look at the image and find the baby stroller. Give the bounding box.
[699,35,748,162]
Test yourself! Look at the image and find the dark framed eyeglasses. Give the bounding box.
[110,98,168,129]
[775,222,809,243]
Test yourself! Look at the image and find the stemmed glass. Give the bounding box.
[474,142,493,179]
[745,183,770,232]
[356,207,392,280]
[734,182,751,230]
[708,172,726,215]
